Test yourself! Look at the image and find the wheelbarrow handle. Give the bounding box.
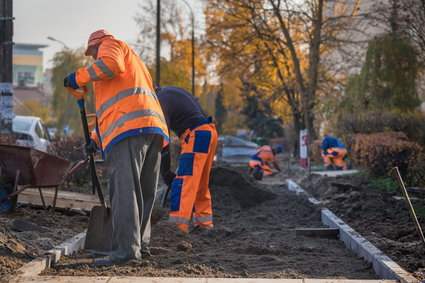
[75,97,107,209]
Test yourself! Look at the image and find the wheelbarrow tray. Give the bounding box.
[0,144,72,187]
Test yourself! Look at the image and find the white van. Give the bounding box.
[12,115,51,152]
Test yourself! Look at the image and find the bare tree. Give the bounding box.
[368,0,425,63]
[134,0,187,64]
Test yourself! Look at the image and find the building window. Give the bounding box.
[18,72,35,87]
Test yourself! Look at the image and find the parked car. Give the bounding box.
[216,135,259,163]
[12,115,51,152]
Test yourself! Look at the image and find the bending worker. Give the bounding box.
[63,30,169,265]
[156,86,218,232]
[249,144,283,180]
[321,135,348,170]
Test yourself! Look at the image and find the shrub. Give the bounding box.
[349,132,425,186]
[337,112,425,148]
[0,134,18,145]
[48,135,92,187]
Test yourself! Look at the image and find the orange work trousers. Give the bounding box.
[249,160,273,176]
[322,147,347,170]
[169,122,218,232]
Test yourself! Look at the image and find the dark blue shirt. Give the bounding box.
[155,86,207,138]
[322,136,346,154]
[156,86,208,177]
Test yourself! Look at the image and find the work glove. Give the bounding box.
[83,138,98,156]
[162,171,176,187]
[63,72,80,90]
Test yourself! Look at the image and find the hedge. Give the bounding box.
[348,132,425,186]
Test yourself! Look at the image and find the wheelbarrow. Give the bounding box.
[0,142,113,253]
[0,144,87,213]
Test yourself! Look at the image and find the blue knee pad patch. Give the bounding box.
[177,153,194,176]
[170,178,183,212]
[193,130,211,153]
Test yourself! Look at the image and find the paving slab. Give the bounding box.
[11,277,397,283]
[13,231,86,278]
[311,170,359,177]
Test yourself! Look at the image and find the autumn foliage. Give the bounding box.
[337,112,425,148]
[348,132,425,186]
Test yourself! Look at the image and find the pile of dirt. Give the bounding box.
[297,172,425,281]
[0,205,88,280]
[43,164,377,279]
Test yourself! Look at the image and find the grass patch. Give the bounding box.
[351,171,399,192]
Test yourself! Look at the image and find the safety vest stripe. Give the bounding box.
[87,66,102,81]
[94,59,115,79]
[101,109,166,141]
[169,215,191,225]
[192,215,212,223]
[97,87,158,119]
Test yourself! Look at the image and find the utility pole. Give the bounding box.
[181,0,195,96]
[155,0,161,87]
[0,0,14,134]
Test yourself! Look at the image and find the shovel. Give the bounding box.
[68,87,112,254]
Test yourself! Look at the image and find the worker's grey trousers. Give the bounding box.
[105,134,163,261]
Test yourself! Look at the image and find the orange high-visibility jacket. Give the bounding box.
[251,145,275,164]
[75,38,169,153]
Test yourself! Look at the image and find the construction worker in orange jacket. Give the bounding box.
[63,30,169,265]
[321,135,348,170]
[249,144,283,180]
[156,86,218,232]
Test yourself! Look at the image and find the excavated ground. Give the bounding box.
[295,171,425,282]
[40,164,377,279]
[5,163,421,281]
[0,206,88,281]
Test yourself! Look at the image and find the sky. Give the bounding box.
[14,0,204,70]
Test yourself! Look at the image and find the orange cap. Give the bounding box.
[84,29,114,55]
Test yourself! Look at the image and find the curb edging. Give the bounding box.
[15,231,86,278]
[286,179,419,283]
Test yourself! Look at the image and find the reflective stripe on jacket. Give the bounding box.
[75,38,169,152]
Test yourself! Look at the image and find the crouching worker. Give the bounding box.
[249,144,283,180]
[321,135,348,170]
[156,86,218,232]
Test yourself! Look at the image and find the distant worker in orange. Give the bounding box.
[249,144,283,180]
[63,30,169,265]
[156,86,218,232]
[321,135,348,170]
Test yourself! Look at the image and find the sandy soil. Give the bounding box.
[296,172,425,282]
[41,165,377,279]
[0,205,88,281]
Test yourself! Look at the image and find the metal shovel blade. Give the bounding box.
[84,205,113,255]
